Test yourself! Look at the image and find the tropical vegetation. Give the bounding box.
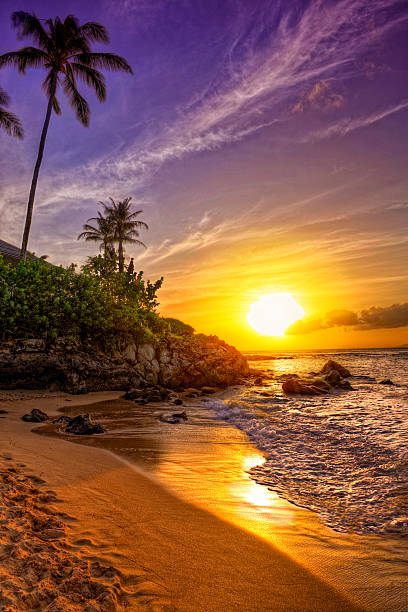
[78,198,148,271]
[0,85,23,138]
[0,253,166,349]
[0,11,132,258]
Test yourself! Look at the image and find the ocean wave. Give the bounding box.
[209,351,408,535]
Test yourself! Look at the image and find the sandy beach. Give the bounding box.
[0,389,366,611]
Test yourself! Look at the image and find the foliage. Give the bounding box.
[0,85,23,138]
[1,11,132,257]
[1,12,133,127]
[163,317,195,336]
[0,255,166,350]
[78,198,148,271]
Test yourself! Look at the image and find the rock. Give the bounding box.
[122,344,136,362]
[173,398,183,405]
[311,377,332,391]
[15,338,46,352]
[324,369,341,385]
[22,408,49,422]
[138,344,156,362]
[378,378,394,385]
[0,409,8,414]
[200,386,219,394]
[183,388,200,396]
[0,333,249,394]
[282,377,325,395]
[51,415,71,424]
[336,379,354,390]
[320,360,351,378]
[124,388,143,401]
[65,413,104,435]
[160,410,187,423]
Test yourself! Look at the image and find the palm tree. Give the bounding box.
[0,86,23,138]
[77,210,114,255]
[0,12,132,259]
[102,197,148,273]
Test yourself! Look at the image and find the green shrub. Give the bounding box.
[0,255,165,350]
[163,317,195,336]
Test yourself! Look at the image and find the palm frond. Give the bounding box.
[70,63,106,102]
[63,65,90,126]
[0,108,24,138]
[11,11,50,50]
[79,22,109,43]
[0,48,47,73]
[77,52,133,73]
[52,96,61,115]
[0,86,10,106]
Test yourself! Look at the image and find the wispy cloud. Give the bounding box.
[300,100,408,142]
[95,0,408,183]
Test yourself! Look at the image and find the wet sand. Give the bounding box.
[0,390,365,611]
[39,392,408,611]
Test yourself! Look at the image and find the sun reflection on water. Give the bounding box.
[232,453,280,513]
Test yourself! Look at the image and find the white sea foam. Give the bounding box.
[210,350,408,535]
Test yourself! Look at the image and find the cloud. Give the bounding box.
[292,80,345,113]
[358,302,408,329]
[104,0,408,181]
[286,302,408,334]
[300,101,408,142]
[1,0,407,264]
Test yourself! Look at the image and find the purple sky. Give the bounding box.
[1,0,408,347]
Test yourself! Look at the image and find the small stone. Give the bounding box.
[22,408,49,422]
[173,398,183,405]
[378,378,394,385]
[65,413,104,435]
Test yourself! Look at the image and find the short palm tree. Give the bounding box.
[77,210,114,255]
[102,197,148,273]
[0,11,132,259]
[0,86,23,138]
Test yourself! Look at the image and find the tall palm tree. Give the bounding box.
[0,86,23,138]
[0,11,132,259]
[102,197,148,273]
[77,210,114,255]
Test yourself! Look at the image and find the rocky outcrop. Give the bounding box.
[121,335,249,389]
[0,334,249,394]
[319,360,351,378]
[282,360,354,396]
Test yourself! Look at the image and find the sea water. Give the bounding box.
[212,349,408,535]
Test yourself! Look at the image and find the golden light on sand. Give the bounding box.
[247,293,305,337]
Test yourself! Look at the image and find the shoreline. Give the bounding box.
[0,389,364,611]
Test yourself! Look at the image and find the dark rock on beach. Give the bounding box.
[64,414,105,435]
[22,408,49,422]
[159,411,188,424]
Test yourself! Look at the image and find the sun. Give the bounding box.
[247,293,305,337]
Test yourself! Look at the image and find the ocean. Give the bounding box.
[213,349,408,536]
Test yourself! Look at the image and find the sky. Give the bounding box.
[1,0,408,350]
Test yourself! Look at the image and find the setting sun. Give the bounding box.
[247,293,305,337]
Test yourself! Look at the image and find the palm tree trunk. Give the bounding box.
[20,76,56,259]
[118,239,124,273]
